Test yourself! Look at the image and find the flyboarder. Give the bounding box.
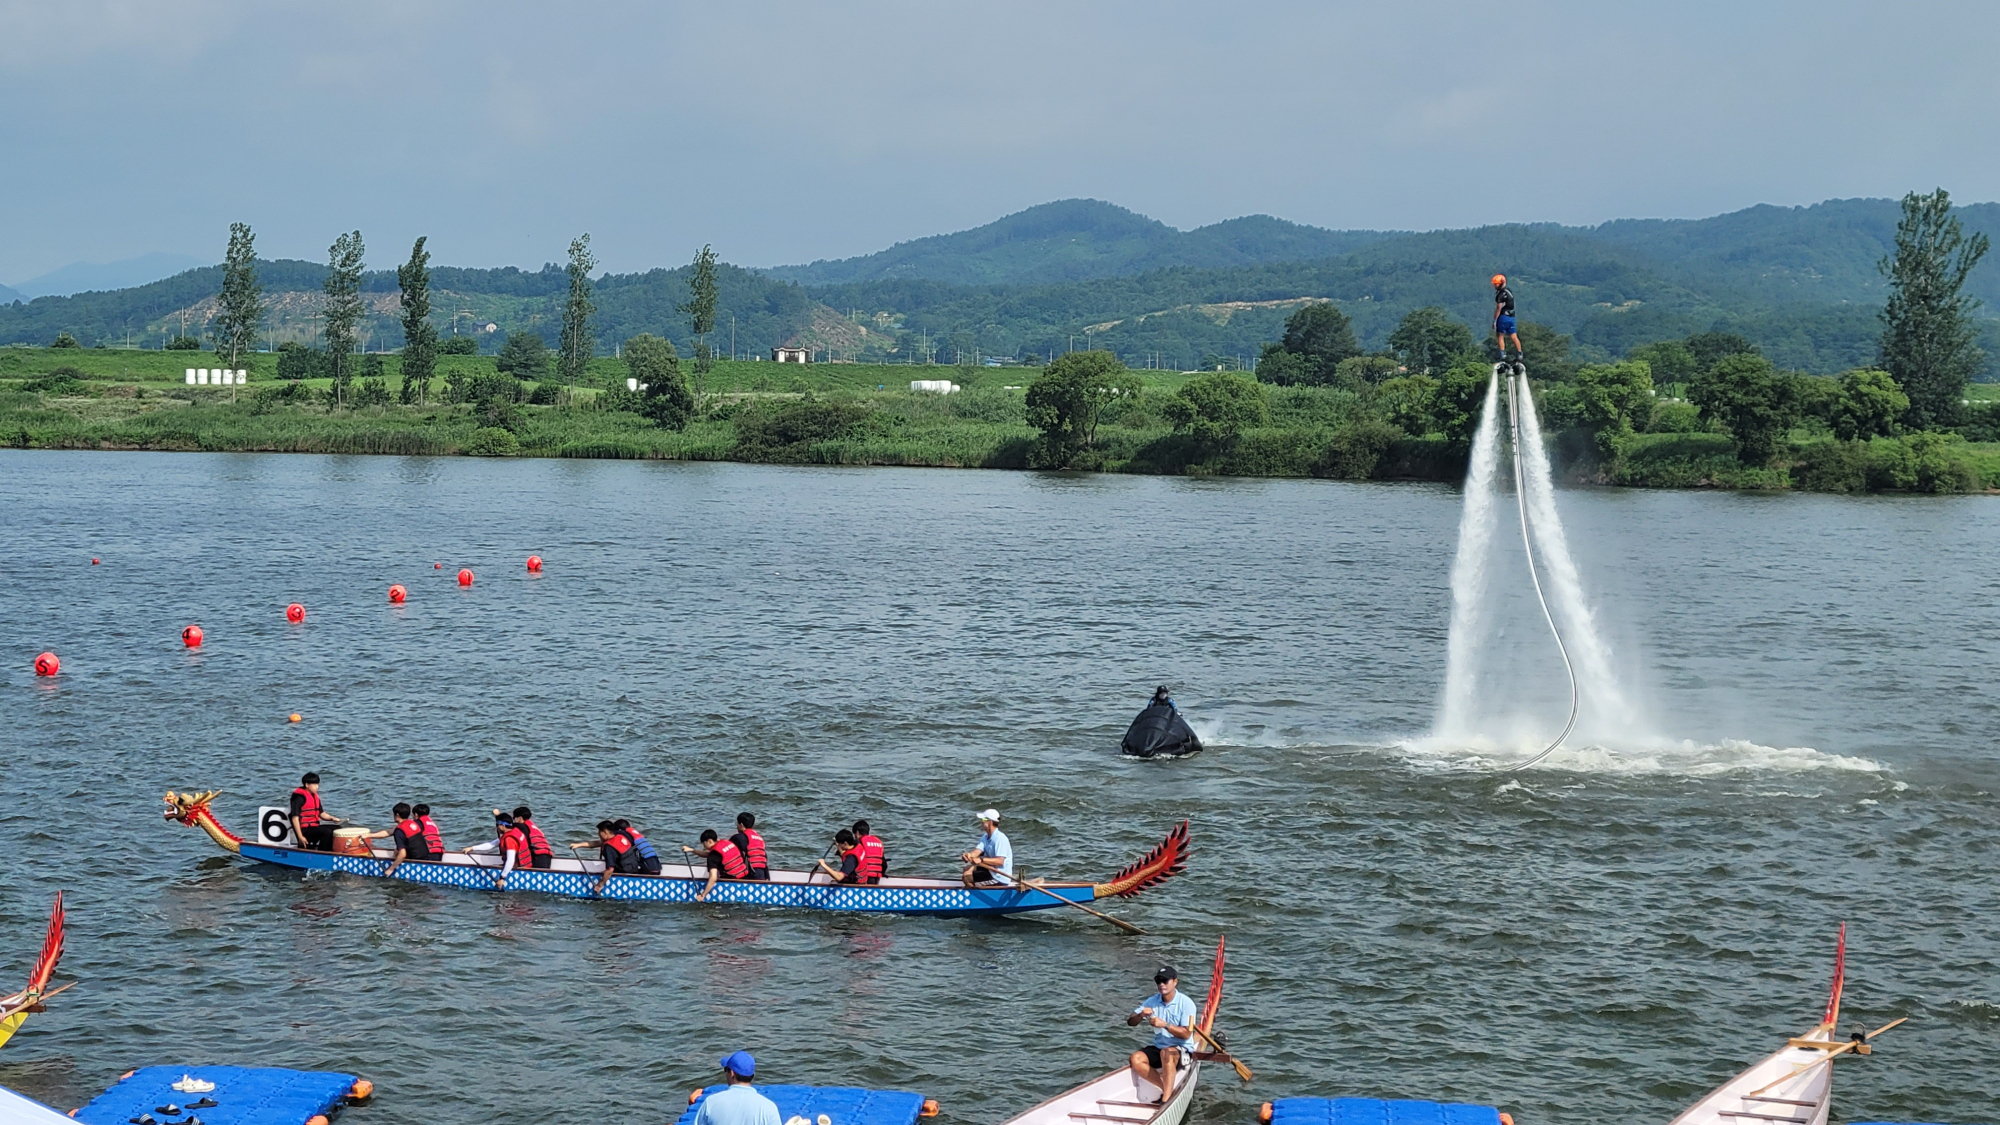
[1491,274,1522,372]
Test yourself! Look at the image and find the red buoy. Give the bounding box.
[286,602,306,623]
[181,624,204,648]
[33,652,59,677]
[457,568,474,587]
[434,562,443,569]
[91,558,100,565]
[388,584,408,604]
[526,555,542,573]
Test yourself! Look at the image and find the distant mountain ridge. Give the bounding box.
[9,252,205,299]
[763,199,1398,286]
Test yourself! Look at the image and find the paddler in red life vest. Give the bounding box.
[493,814,533,890]
[496,806,554,869]
[730,813,771,881]
[574,820,642,895]
[369,802,434,875]
[288,772,343,851]
[691,829,750,901]
[614,819,664,874]
[813,829,862,884]
[413,803,445,856]
[851,820,886,884]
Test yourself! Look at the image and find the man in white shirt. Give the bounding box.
[1125,965,1197,1103]
[960,808,1013,887]
[691,1052,780,1125]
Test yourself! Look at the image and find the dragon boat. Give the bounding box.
[164,791,1189,917]
[1670,925,1903,1125]
[996,936,1229,1125]
[0,893,66,1052]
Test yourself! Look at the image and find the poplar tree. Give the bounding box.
[212,222,263,371]
[397,236,437,405]
[323,230,366,408]
[1880,188,1990,430]
[678,244,719,399]
[559,233,596,398]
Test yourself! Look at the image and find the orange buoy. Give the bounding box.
[1498,1116,1514,1125]
[181,624,204,648]
[286,602,306,623]
[289,713,302,723]
[388,584,408,604]
[306,1116,328,1125]
[1258,1104,1273,1124]
[34,652,59,677]
[920,1100,940,1118]
[348,1079,374,1101]
[526,555,542,573]
[687,1090,703,1106]
[457,568,474,587]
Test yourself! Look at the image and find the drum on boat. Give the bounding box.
[332,827,374,856]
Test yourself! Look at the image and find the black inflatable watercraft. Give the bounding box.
[1120,702,1203,759]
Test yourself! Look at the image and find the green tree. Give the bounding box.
[322,230,365,407]
[1388,306,1475,374]
[1829,368,1908,441]
[1255,302,1359,386]
[625,333,694,430]
[1334,354,1402,388]
[1879,188,1990,430]
[559,233,596,398]
[1515,322,1577,381]
[52,332,79,348]
[1684,332,1758,376]
[495,331,551,380]
[439,336,478,356]
[212,222,262,371]
[397,236,437,406]
[1372,374,1440,435]
[1024,351,1136,468]
[1573,360,1656,457]
[1434,358,1496,450]
[1628,340,1696,386]
[1164,371,1269,454]
[679,244,719,397]
[1688,352,1800,464]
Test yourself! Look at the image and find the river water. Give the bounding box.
[0,451,1994,1125]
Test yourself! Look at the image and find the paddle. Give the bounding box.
[1746,1017,1907,1097]
[0,980,75,1020]
[1000,871,1145,935]
[1187,1022,1253,1082]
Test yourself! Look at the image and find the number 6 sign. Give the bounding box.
[257,806,296,847]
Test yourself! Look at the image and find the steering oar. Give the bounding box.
[999,870,1145,935]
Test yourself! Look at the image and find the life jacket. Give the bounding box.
[854,835,884,883]
[626,828,660,864]
[419,815,444,855]
[500,824,530,862]
[519,817,553,859]
[292,787,322,828]
[711,838,749,878]
[737,829,769,876]
[602,833,638,873]
[396,818,433,860]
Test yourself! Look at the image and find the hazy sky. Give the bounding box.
[4,0,1998,282]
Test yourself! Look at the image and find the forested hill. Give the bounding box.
[3,196,1996,376]
[763,199,1398,286]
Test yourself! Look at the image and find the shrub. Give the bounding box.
[1791,440,1869,492]
[439,336,479,356]
[462,427,520,456]
[598,386,643,414]
[22,369,86,395]
[1646,400,1703,433]
[1163,371,1268,455]
[276,343,325,381]
[527,382,561,405]
[51,333,79,349]
[495,331,550,378]
[1317,419,1403,479]
[165,335,201,350]
[351,378,391,407]
[733,395,871,461]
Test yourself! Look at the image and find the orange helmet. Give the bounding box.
[1491,274,1507,287]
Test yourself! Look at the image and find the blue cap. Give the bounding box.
[720,1051,755,1077]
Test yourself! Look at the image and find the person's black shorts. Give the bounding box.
[1141,1045,1189,1070]
[969,866,998,884]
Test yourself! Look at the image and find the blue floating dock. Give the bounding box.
[1270,1096,1503,1125]
[72,1066,358,1125]
[677,1085,926,1125]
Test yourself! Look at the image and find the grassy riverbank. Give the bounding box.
[3,347,1995,490]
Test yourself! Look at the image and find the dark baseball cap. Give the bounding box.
[1154,965,1178,984]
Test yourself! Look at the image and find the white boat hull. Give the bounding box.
[1670,1029,1838,1125]
[998,1060,1201,1125]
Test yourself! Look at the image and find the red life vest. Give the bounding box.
[712,838,749,878]
[854,835,884,883]
[738,829,769,874]
[395,818,431,858]
[419,815,444,855]
[602,833,636,871]
[292,787,322,828]
[500,824,530,863]
[519,817,553,859]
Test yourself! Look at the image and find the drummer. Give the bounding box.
[1125,964,1196,1103]
[288,772,342,851]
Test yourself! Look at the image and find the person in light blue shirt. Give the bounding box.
[692,1052,781,1125]
[1125,965,1198,1103]
[960,808,1013,886]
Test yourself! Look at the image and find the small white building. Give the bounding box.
[773,346,810,364]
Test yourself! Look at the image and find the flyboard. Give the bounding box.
[1495,361,1579,771]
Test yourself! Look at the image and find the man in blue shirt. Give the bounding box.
[1125,965,1197,1104]
[960,808,1013,887]
[691,1052,780,1125]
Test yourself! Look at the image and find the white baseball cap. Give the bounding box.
[976,808,1001,822]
